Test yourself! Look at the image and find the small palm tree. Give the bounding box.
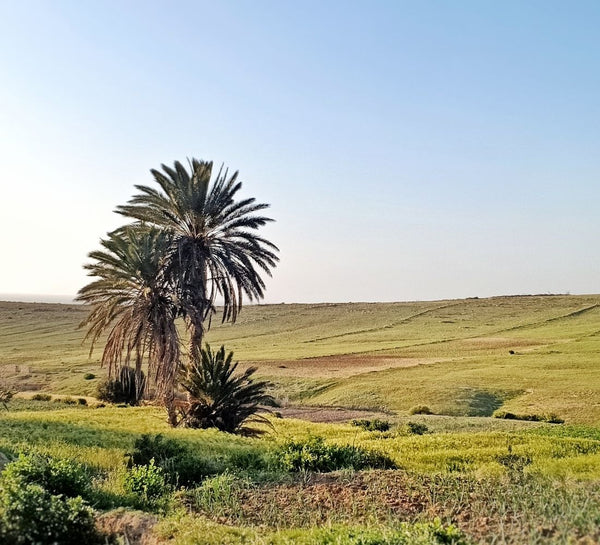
[179,344,274,435]
[76,225,181,422]
[116,159,279,362]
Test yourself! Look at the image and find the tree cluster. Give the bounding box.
[77,158,278,428]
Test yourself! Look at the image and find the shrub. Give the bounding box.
[0,483,99,545]
[83,373,96,380]
[493,410,564,424]
[123,459,169,510]
[351,418,391,432]
[62,396,77,405]
[31,393,52,401]
[0,454,99,544]
[2,453,92,499]
[77,397,88,405]
[228,448,269,472]
[178,344,274,435]
[409,405,433,415]
[273,436,396,472]
[406,422,429,435]
[128,434,221,486]
[545,413,565,424]
[96,367,146,405]
[493,411,518,420]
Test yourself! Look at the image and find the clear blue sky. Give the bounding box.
[1,0,599,303]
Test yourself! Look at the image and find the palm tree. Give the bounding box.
[76,225,181,423]
[116,159,279,363]
[179,344,274,435]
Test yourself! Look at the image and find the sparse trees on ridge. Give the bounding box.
[78,159,278,426]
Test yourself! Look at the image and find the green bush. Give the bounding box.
[2,453,92,500]
[179,344,274,435]
[83,373,96,380]
[351,418,391,432]
[77,397,88,405]
[0,454,99,544]
[0,482,99,545]
[123,459,170,510]
[273,436,396,472]
[228,448,269,472]
[493,410,564,424]
[128,434,221,486]
[31,393,52,402]
[96,367,146,406]
[545,413,565,424]
[409,405,434,415]
[406,422,429,435]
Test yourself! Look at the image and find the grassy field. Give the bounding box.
[2,295,600,543]
[2,294,600,422]
[0,402,600,543]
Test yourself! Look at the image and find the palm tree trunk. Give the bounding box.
[164,387,178,427]
[189,321,204,364]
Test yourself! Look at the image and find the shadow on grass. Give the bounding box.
[465,390,504,417]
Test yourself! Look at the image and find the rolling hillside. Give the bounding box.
[1,295,599,422]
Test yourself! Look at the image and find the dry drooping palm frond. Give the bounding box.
[178,344,274,436]
[116,159,279,357]
[76,226,181,403]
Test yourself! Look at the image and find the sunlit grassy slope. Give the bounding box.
[1,295,600,422]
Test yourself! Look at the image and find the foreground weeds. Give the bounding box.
[178,470,600,544]
[1,406,600,543]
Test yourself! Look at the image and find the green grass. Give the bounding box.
[3,295,600,542]
[2,295,600,422]
[1,403,600,543]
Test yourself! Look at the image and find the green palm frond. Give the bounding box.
[116,159,279,347]
[179,344,274,435]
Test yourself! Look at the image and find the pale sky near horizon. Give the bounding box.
[1,1,599,304]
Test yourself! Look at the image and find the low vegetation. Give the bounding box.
[2,295,600,542]
[0,403,598,543]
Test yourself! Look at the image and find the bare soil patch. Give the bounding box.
[96,509,159,545]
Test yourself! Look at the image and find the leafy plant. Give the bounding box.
[406,422,429,435]
[123,459,170,510]
[0,483,99,545]
[493,410,564,424]
[128,434,221,486]
[351,418,391,432]
[0,454,99,544]
[409,405,434,415]
[2,453,92,500]
[178,344,275,435]
[96,366,146,405]
[273,436,396,472]
[31,393,52,401]
[79,160,279,426]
